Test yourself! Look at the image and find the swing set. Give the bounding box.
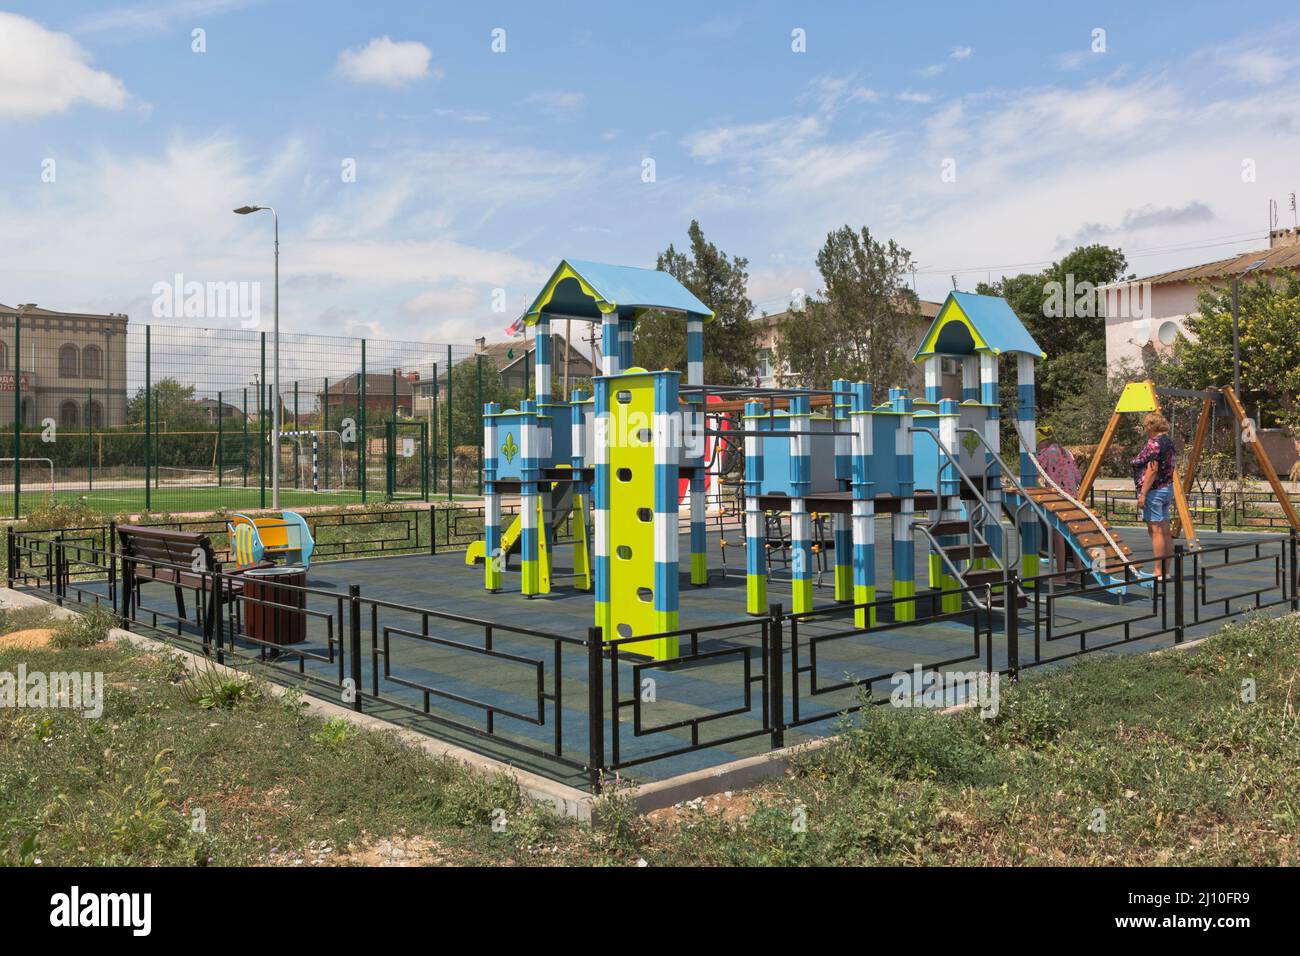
[1079,381,1300,545]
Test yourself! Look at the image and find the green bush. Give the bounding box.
[49,606,117,649]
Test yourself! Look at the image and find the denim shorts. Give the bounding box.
[1142,485,1173,522]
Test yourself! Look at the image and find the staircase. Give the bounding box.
[1001,485,1142,587]
[920,512,1028,611]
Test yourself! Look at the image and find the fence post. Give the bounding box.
[107,520,118,619]
[207,567,220,658]
[1173,544,1186,644]
[768,603,785,749]
[348,584,363,712]
[1215,488,1223,533]
[1005,571,1020,679]
[360,340,367,504]
[5,525,12,589]
[586,625,605,793]
[446,345,454,502]
[54,533,65,605]
[1290,529,1298,612]
[12,307,20,521]
[259,331,266,509]
[429,503,437,555]
[144,324,152,512]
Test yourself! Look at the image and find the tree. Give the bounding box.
[126,377,209,431]
[977,243,1129,435]
[434,356,516,452]
[1166,274,1300,431]
[633,220,759,385]
[776,225,917,389]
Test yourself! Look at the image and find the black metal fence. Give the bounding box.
[7,519,1298,792]
[1090,485,1300,533]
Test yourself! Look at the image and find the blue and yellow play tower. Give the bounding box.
[473,264,1134,662]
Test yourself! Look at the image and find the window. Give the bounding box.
[84,400,104,428]
[0,341,7,371]
[19,397,33,426]
[82,345,103,379]
[59,401,79,427]
[757,348,773,379]
[58,344,79,378]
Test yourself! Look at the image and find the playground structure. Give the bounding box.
[472,260,1169,662]
[228,510,316,568]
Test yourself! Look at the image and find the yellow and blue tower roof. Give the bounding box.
[520,259,715,326]
[912,291,1045,361]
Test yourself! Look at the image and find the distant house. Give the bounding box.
[1102,227,1300,371]
[411,335,595,414]
[754,298,956,396]
[0,303,129,427]
[318,370,416,418]
[192,397,246,425]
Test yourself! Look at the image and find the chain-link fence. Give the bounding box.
[0,312,507,518]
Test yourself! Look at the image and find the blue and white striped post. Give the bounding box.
[979,353,1005,564]
[570,388,591,590]
[891,388,916,621]
[789,393,813,612]
[850,382,876,627]
[592,379,611,636]
[832,379,852,602]
[1017,353,1039,578]
[600,308,620,376]
[618,317,635,371]
[923,355,942,404]
[686,316,707,585]
[744,400,767,615]
[534,316,554,556]
[936,398,963,612]
[519,399,541,595]
[652,372,681,633]
[961,356,980,402]
[483,402,502,591]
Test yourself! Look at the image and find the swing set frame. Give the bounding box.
[1078,380,1300,545]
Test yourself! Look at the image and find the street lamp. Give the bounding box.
[233,205,280,508]
[1231,258,1266,482]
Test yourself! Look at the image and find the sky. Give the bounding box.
[3,0,1300,346]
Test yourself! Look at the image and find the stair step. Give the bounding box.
[990,592,1029,609]
[928,520,972,537]
[941,542,992,561]
[963,569,1008,588]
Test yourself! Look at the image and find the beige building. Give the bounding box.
[0,304,129,427]
[755,298,960,396]
[1102,227,1300,370]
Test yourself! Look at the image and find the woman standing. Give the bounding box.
[1036,425,1080,573]
[1131,413,1177,577]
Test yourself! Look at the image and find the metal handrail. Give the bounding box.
[910,427,1021,572]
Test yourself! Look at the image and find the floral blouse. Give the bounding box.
[1037,443,1080,496]
[1131,434,1175,492]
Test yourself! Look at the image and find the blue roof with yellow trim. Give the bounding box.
[913,291,1045,361]
[521,259,714,326]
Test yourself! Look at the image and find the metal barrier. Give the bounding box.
[6,523,1297,793]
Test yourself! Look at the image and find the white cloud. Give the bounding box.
[523,90,587,118]
[897,90,934,104]
[950,46,973,60]
[1217,47,1288,85]
[0,13,128,117]
[336,36,436,88]
[918,64,945,78]
[72,0,256,36]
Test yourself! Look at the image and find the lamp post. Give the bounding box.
[234,205,280,508]
[1231,258,1266,482]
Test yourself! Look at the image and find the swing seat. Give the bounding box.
[228,512,316,568]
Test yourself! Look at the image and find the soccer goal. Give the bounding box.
[0,457,55,496]
[279,430,345,493]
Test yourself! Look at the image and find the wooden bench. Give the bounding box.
[116,524,270,635]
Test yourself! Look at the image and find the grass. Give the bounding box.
[2,602,1298,866]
